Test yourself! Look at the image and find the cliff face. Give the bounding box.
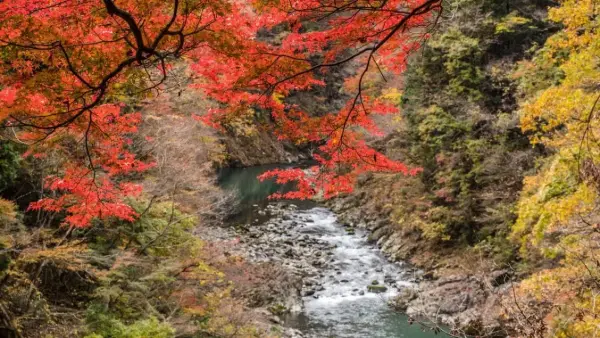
[220,129,303,167]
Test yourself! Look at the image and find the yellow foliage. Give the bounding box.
[198,289,266,338]
[512,149,595,251]
[512,1,600,335]
[224,108,258,137]
[271,92,285,105]
[515,0,600,247]
[0,197,17,223]
[415,218,451,242]
[495,11,532,34]
[380,87,403,105]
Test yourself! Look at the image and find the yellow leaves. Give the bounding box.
[0,197,17,221]
[271,92,285,105]
[518,0,600,147]
[515,0,600,252]
[198,289,262,338]
[222,108,258,137]
[414,207,451,241]
[516,259,600,337]
[379,87,403,108]
[495,12,532,34]
[19,243,91,267]
[520,87,596,145]
[513,2,600,328]
[512,150,596,253]
[548,0,599,31]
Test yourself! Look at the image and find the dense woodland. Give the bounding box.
[1,0,600,337]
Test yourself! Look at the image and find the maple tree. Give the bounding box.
[0,0,441,227]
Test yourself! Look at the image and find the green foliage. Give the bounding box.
[87,199,200,258]
[396,0,551,248]
[85,306,174,338]
[495,12,532,34]
[0,141,21,192]
[81,197,259,338]
[428,29,485,100]
[416,106,469,150]
[267,303,289,316]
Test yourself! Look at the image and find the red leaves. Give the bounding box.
[26,104,150,227]
[29,167,142,228]
[1,0,438,226]
[260,138,422,200]
[0,86,17,106]
[194,0,437,200]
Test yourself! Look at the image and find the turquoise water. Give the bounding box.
[218,164,297,205]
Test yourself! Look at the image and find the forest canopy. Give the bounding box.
[0,0,439,227]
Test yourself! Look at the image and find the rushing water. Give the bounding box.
[219,165,446,338]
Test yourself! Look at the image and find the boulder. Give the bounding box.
[367,285,388,293]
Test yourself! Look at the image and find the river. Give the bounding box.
[219,165,446,338]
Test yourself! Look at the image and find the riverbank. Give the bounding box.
[215,166,451,337]
[324,173,513,337]
[227,202,447,337]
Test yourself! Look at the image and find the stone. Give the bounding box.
[422,271,435,280]
[284,248,294,257]
[392,287,417,311]
[303,289,315,297]
[367,285,388,293]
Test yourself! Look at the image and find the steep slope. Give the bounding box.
[328,0,556,335]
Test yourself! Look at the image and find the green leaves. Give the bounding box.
[0,141,22,192]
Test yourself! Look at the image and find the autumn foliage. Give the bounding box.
[0,0,440,226]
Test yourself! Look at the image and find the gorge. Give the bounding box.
[219,165,447,338]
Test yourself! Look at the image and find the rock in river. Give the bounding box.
[367,285,388,293]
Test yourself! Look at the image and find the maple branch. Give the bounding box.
[84,110,97,181]
[151,0,180,50]
[372,57,388,82]
[56,41,94,89]
[339,52,373,145]
[102,0,148,59]
[264,0,442,94]
[4,0,214,138]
